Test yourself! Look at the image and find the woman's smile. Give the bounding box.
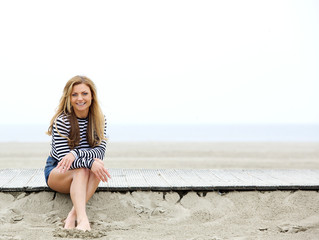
[71,83,92,118]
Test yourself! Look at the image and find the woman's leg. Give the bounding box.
[48,168,101,230]
[65,171,100,229]
[48,168,91,230]
[86,170,101,199]
[69,168,90,230]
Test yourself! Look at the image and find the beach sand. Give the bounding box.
[0,142,319,239]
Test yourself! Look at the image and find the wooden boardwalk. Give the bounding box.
[1,168,319,192]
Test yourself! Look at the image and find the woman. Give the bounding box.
[44,75,111,231]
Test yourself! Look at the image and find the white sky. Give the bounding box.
[0,0,318,125]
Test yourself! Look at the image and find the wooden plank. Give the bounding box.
[99,169,129,191]
[192,169,228,188]
[245,169,288,186]
[264,170,316,185]
[254,170,319,190]
[140,169,171,191]
[25,168,47,191]
[1,168,319,192]
[229,170,270,186]
[286,170,319,185]
[310,169,319,175]
[0,169,21,188]
[122,169,150,190]
[158,169,189,190]
[262,170,296,185]
[2,169,35,191]
[297,169,319,182]
[209,170,247,186]
[175,169,212,189]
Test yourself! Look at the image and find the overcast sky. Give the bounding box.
[0,0,318,125]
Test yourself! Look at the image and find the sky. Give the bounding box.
[0,0,318,125]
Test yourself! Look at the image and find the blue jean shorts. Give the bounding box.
[44,156,58,186]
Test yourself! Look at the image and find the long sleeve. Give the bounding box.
[70,119,107,161]
[50,115,94,169]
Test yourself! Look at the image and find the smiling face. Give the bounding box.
[70,83,92,118]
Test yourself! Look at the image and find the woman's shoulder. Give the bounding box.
[55,113,70,125]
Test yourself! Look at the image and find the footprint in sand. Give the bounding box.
[10,215,24,223]
[277,224,308,233]
[9,208,24,224]
[191,210,212,222]
[0,234,21,240]
[53,228,107,239]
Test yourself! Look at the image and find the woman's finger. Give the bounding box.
[56,161,64,172]
[57,160,63,168]
[61,160,67,170]
[66,161,72,171]
[103,168,111,178]
[98,174,104,182]
[99,170,107,182]
[94,169,104,182]
[102,170,109,182]
[62,161,70,173]
[101,175,106,182]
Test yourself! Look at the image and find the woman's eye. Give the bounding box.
[72,93,77,97]
[83,92,88,95]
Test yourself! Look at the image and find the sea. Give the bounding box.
[0,124,318,142]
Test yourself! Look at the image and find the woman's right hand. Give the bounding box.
[56,152,75,173]
[91,158,111,182]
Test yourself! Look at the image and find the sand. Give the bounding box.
[1,190,319,239]
[1,142,319,169]
[0,142,319,239]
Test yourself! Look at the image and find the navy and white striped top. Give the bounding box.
[50,114,107,169]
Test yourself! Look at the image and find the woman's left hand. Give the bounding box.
[56,152,75,173]
[91,158,111,182]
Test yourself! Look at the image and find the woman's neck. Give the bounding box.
[74,110,89,119]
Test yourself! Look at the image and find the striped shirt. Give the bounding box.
[50,114,107,169]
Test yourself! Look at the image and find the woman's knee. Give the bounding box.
[73,168,90,178]
[47,169,73,193]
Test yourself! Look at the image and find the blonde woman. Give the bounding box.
[45,76,111,231]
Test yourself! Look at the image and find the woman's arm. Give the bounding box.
[70,119,107,161]
[91,158,111,182]
[71,140,106,161]
[52,116,94,171]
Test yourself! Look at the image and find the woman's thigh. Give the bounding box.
[48,168,75,194]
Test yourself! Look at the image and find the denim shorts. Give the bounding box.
[44,156,58,185]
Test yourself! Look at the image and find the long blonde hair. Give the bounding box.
[47,75,106,148]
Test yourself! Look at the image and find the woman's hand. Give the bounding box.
[56,152,75,173]
[91,158,111,182]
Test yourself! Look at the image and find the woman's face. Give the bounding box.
[70,83,92,118]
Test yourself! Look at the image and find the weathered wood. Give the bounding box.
[141,169,171,191]
[99,169,129,191]
[122,169,150,190]
[0,169,21,188]
[1,168,319,192]
[245,169,288,186]
[158,169,189,190]
[176,169,212,189]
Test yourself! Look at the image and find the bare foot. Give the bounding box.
[64,210,76,229]
[76,218,91,231]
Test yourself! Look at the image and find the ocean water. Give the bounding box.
[0,124,318,142]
